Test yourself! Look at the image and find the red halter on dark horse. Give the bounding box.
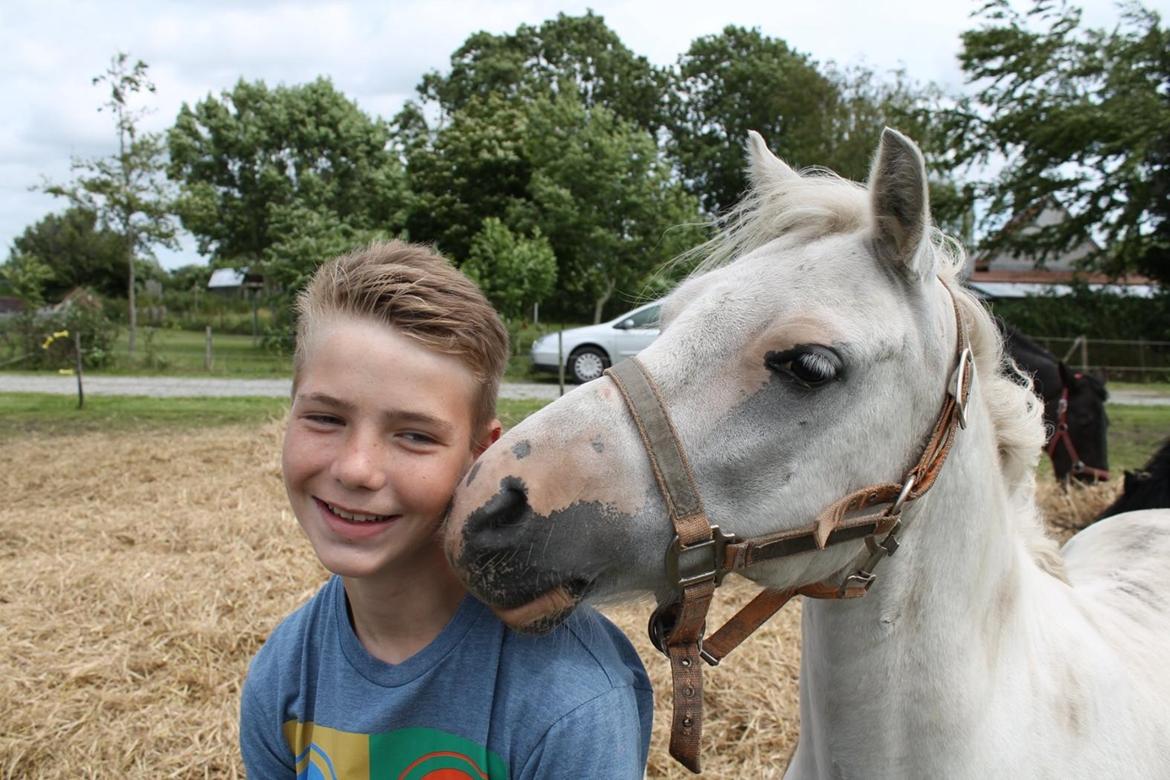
[997,321,1110,483]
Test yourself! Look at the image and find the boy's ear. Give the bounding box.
[474,419,503,456]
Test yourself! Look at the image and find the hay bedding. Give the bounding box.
[0,425,1118,779]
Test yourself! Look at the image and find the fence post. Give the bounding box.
[205,326,213,372]
[1079,336,1088,372]
[73,331,84,409]
[557,330,565,397]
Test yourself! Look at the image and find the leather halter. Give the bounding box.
[1046,381,1110,481]
[603,291,973,774]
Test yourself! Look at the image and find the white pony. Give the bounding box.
[445,129,1170,777]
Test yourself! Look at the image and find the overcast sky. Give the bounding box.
[3,0,1162,269]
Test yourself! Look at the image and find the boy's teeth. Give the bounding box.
[327,503,389,523]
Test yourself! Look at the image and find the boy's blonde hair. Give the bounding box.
[293,240,510,434]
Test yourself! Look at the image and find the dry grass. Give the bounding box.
[0,425,1121,778]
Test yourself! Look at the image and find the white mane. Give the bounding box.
[685,164,1066,578]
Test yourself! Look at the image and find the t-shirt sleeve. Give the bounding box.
[239,652,296,778]
[516,685,649,780]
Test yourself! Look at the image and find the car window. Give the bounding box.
[625,304,660,329]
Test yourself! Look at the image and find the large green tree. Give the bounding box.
[416,11,666,133]
[951,1,1170,285]
[525,94,703,321]
[9,208,130,300]
[168,77,406,269]
[403,91,703,321]
[665,28,957,220]
[665,27,839,215]
[401,94,534,263]
[43,53,176,355]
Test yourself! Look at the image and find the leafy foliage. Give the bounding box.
[952,1,1170,285]
[0,289,119,370]
[665,27,958,220]
[524,94,704,321]
[8,208,131,300]
[404,91,704,322]
[41,53,177,355]
[0,252,54,308]
[463,218,556,321]
[168,77,406,267]
[417,11,666,132]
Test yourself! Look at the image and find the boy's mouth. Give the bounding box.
[318,498,393,524]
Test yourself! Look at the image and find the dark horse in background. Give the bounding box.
[998,321,1110,482]
[1098,438,1170,519]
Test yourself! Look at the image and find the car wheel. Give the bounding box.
[568,347,609,383]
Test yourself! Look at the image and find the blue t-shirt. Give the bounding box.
[241,576,653,779]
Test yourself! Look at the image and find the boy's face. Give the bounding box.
[283,314,498,581]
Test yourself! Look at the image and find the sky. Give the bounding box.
[2,0,1163,270]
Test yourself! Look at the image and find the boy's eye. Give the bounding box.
[400,431,439,446]
[305,413,344,426]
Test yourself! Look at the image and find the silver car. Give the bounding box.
[530,300,662,383]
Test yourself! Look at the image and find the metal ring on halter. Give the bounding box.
[888,475,917,517]
[949,347,973,430]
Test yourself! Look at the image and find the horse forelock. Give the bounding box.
[676,163,1066,579]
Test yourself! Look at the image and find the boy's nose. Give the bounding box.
[331,434,388,491]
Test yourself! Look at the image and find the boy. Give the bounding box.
[240,241,653,779]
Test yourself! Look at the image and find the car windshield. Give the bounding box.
[623,304,660,329]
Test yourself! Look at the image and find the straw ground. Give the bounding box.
[0,416,1125,778]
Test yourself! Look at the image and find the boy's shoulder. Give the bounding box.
[245,575,338,681]
[494,605,652,712]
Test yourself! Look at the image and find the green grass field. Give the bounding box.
[101,328,293,377]
[3,392,1167,473]
[95,327,549,381]
[0,393,549,439]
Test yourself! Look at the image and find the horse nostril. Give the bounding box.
[467,476,531,536]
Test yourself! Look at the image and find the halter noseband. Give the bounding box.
[1046,380,1110,482]
[603,290,973,774]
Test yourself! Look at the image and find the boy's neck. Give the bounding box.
[342,542,467,666]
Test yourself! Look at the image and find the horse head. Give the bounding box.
[1047,362,1110,482]
[445,129,1040,633]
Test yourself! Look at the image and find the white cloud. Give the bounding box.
[2,0,1165,267]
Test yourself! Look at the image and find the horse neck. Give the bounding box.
[794,385,1051,773]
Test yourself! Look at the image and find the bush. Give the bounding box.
[0,289,120,370]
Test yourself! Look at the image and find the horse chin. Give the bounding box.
[487,581,590,634]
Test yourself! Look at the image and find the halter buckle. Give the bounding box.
[949,347,973,429]
[665,526,737,589]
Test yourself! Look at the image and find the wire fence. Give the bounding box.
[1028,336,1170,381]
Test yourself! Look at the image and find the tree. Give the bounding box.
[9,208,130,300]
[43,53,177,355]
[168,77,406,270]
[416,11,666,133]
[951,1,1170,285]
[463,218,557,320]
[525,94,704,321]
[665,28,958,221]
[0,252,53,308]
[404,90,703,322]
[402,94,535,262]
[665,27,840,215]
[825,66,968,236]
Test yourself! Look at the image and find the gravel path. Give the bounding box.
[0,372,565,400]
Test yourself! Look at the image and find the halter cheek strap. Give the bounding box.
[604,289,973,774]
[1046,383,1110,482]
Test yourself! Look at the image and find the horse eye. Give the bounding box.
[765,346,842,388]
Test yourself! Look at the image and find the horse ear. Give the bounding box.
[869,128,934,281]
[746,130,798,188]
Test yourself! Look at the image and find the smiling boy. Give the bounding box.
[240,241,653,778]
